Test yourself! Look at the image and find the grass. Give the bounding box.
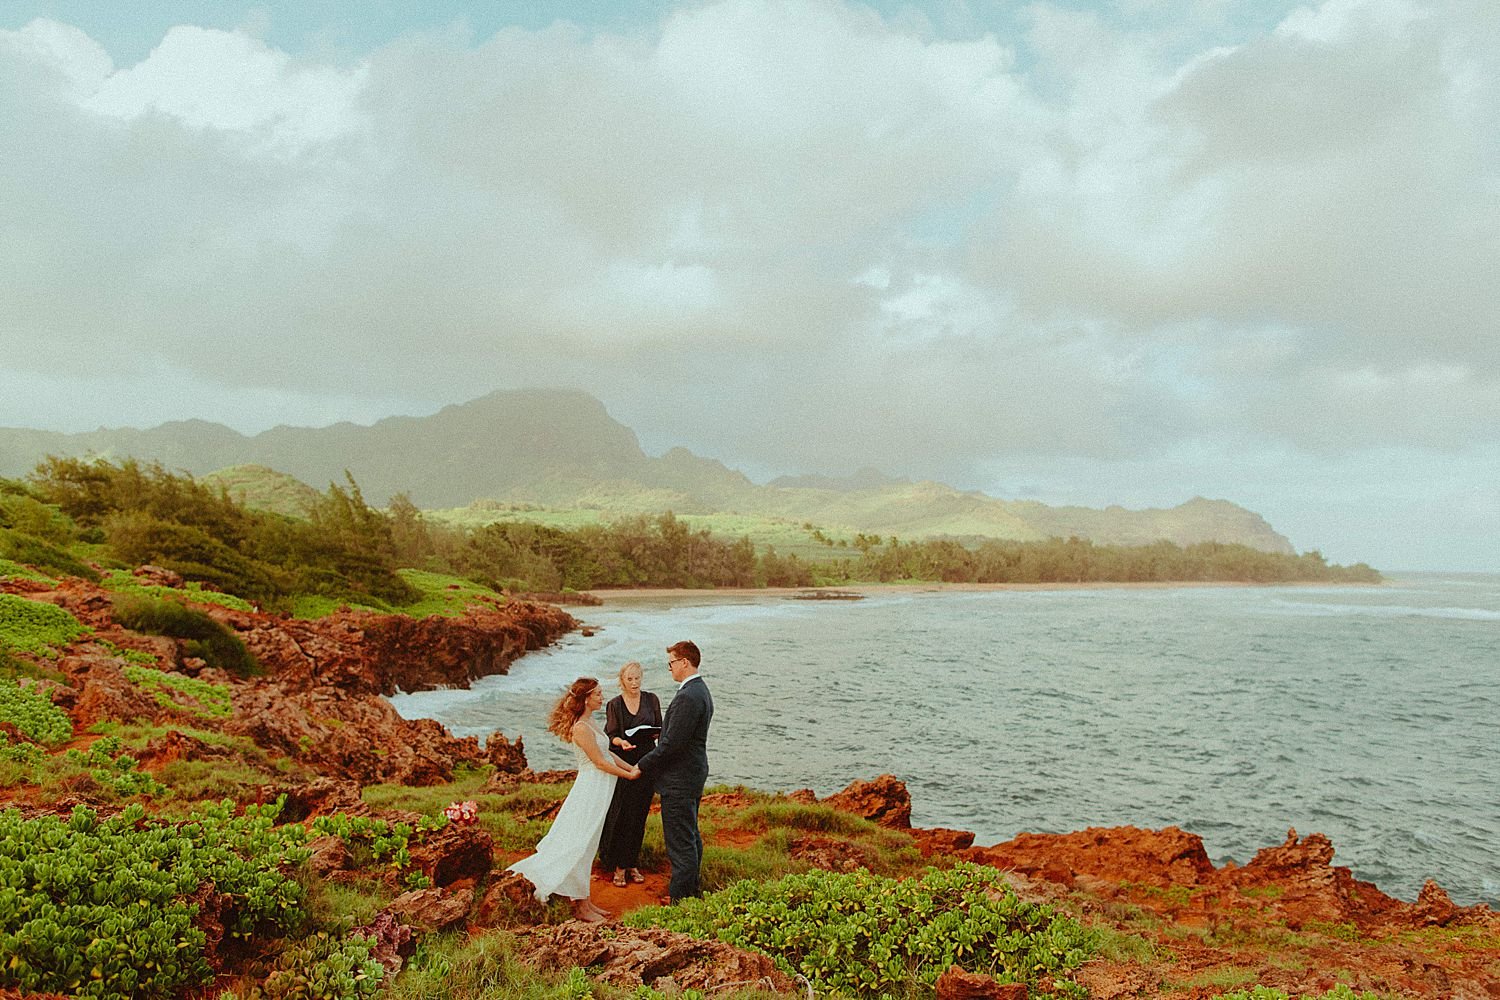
[362,769,573,853]
[99,567,256,612]
[1174,966,1258,989]
[391,570,508,617]
[0,557,52,582]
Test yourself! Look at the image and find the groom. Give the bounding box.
[636,640,713,902]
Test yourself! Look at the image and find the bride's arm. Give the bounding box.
[572,721,636,778]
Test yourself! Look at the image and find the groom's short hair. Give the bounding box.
[667,640,701,669]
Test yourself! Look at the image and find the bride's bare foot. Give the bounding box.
[573,899,610,922]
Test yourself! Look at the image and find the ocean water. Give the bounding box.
[390,573,1500,906]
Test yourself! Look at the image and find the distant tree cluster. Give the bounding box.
[5,458,1376,611]
[817,535,1381,586]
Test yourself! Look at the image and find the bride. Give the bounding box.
[507,676,642,922]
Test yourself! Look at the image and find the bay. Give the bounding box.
[390,573,1500,906]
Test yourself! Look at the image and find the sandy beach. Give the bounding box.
[583,579,1333,603]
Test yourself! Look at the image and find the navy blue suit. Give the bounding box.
[636,674,713,901]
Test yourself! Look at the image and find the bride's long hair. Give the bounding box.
[547,677,599,741]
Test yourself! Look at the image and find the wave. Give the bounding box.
[1268,601,1500,622]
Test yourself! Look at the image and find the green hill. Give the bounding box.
[0,389,1295,553]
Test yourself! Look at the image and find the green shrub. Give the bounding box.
[0,527,98,581]
[0,676,73,744]
[122,663,233,718]
[111,594,259,678]
[0,800,309,998]
[60,735,167,798]
[0,593,90,658]
[100,567,256,612]
[629,862,1096,999]
[253,930,385,1000]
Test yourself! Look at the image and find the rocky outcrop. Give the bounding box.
[977,825,1215,888]
[821,774,912,828]
[934,966,1026,1000]
[513,923,795,993]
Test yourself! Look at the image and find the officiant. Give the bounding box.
[598,660,663,886]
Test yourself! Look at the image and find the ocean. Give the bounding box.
[389,573,1500,906]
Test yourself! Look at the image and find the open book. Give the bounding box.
[624,724,661,738]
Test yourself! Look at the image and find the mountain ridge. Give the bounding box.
[0,389,1295,553]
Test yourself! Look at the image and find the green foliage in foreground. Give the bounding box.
[0,675,73,744]
[249,930,386,1000]
[1218,987,1384,1000]
[0,592,89,658]
[110,594,260,678]
[0,800,310,999]
[629,862,1096,999]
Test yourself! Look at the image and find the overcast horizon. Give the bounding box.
[2,1,1496,572]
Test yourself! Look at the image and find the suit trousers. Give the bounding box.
[659,785,704,901]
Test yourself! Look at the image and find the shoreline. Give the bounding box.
[584,578,1363,603]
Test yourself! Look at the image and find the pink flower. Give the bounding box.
[443,800,479,825]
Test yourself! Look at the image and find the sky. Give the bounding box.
[1,1,1496,572]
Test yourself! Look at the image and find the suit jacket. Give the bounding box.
[637,675,713,795]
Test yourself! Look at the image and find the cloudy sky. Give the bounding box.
[2,1,1496,571]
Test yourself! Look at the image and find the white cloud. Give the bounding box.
[0,0,1496,568]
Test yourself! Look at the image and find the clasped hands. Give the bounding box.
[621,764,642,780]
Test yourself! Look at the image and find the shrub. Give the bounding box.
[0,593,90,658]
[0,800,309,998]
[111,594,260,678]
[253,930,385,1000]
[0,528,98,581]
[628,862,1097,999]
[122,663,233,718]
[100,567,256,613]
[0,676,72,744]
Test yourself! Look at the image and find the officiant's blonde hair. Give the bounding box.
[616,661,642,689]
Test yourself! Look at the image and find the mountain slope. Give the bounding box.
[0,389,1296,553]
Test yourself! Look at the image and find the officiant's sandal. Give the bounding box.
[612,870,628,887]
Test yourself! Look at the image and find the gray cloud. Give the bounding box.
[0,1,1496,569]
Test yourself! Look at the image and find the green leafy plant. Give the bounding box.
[122,663,233,718]
[0,676,73,744]
[628,861,1096,999]
[0,800,310,998]
[0,593,89,659]
[253,930,385,1000]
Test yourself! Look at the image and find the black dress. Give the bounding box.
[598,690,662,872]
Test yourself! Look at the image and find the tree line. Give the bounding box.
[2,458,1378,613]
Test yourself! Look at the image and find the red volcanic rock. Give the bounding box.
[514,923,794,992]
[408,824,495,887]
[822,774,912,829]
[474,871,549,927]
[486,732,528,775]
[789,835,875,872]
[980,825,1214,888]
[786,788,818,805]
[383,885,475,932]
[133,564,184,588]
[138,729,239,768]
[263,776,368,821]
[226,681,485,786]
[1229,827,1404,927]
[352,912,416,978]
[934,966,1026,1000]
[306,836,352,879]
[62,655,165,728]
[913,827,977,857]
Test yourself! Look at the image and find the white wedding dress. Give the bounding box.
[508,723,619,900]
